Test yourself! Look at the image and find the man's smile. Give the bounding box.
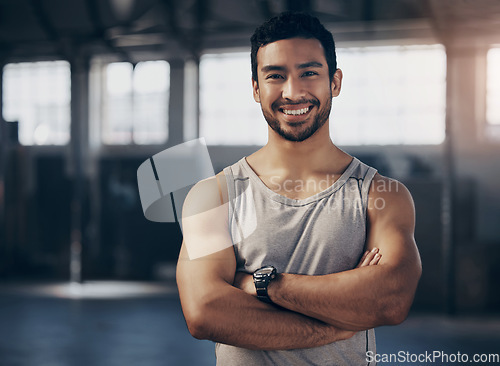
[275,102,317,122]
[280,105,313,116]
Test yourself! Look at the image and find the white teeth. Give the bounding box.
[283,107,309,115]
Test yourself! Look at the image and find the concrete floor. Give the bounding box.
[0,282,499,366]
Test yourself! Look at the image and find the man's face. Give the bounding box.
[253,37,340,142]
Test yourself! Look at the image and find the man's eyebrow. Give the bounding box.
[260,62,323,73]
[297,61,323,69]
[261,65,286,73]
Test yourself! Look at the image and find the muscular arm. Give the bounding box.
[236,175,422,331]
[176,174,354,350]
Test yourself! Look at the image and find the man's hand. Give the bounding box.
[356,248,382,268]
[234,248,381,296]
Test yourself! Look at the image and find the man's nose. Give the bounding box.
[282,77,306,100]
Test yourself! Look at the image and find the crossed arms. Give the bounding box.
[176,173,421,350]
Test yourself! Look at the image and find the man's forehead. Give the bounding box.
[257,37,326,68]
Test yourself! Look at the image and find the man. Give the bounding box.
[177,11,421,365]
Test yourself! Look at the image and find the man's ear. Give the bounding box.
[252,78,261,103]
[331,68,343,97]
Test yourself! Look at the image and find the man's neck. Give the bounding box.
[248,125,351,178]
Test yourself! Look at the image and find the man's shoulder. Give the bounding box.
[183,172,229,217]
[367,173,415,216]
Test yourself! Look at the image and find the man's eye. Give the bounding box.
[266,74,284,80]
[302,71,318,77]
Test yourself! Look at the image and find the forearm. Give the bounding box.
[268,263,419,331]
[180,281,353,350]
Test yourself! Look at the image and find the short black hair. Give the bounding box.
[250,11,337,83]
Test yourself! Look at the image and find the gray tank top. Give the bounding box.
[218,157,377,366]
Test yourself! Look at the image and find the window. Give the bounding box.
[2,61,71,145]
[199,52,267,145]
[93,60,170,145]
[199,45,446,146]
[487,47,500,126]
[333,45,446,145]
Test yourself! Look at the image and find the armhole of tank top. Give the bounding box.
[361,167,377,216]
[222,166,236,245]
[215,174,224,206]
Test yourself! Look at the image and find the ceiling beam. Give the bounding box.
[425,0,452,45]
[29,0,81,60]
[161,0,200,59]
[29,0,59,42]
[191,0,209,55]
[85,0,132,62]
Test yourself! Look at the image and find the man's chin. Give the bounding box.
[264,111,324,142]
[275,127,318,142]
[284,120,308,128]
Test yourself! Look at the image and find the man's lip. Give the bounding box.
[278,103,313,111]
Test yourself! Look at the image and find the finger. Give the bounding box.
[362,252,376,266]
[369,253,381,265]
[359,249,375,267]
[356,250,369,268]
[358,248,379,268]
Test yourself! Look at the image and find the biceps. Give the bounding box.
[367,228,418,265]
[177,241,236,284]
[182,200,233,260]
[176,242,236,331]
[177,242,237,315]
[366,222,421,281]
[177,175,238,312]
[366,183,419,267]
[179,205,236,287]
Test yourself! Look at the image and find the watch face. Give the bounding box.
[259,267,274,275]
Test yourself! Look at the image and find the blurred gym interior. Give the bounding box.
[0,1,499,365]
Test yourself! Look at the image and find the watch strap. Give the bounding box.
[253,266,276,303]
[255,279,272,303]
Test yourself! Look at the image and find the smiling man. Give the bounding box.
[177,12,421,365]
[255,42,333,143]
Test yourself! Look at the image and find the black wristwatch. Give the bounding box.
[253,265,277,303]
